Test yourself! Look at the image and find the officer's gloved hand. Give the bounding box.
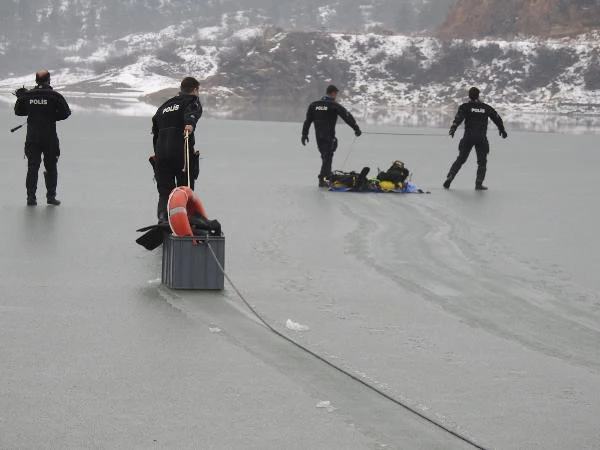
[354,128,362,137]
[449,127,456,138]
[301,135,309,146]
[14,87,28,98]
[499,129,508,139]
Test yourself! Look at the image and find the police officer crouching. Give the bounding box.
[302,85,362,187]
[151,77,203,222]
[14,70,71,206]
[443,87,508,190]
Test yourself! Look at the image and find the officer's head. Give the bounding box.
[468,87,480,101]
[181,77,200,96]
[35,70,51,86]
[326,84,339,100]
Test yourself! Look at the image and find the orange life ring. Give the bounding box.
[167,186,208,237]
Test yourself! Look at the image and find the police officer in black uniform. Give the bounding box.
[14,70,71,206]
[443,87,508,190]
[302,85,362,187]
[151,77,203,222]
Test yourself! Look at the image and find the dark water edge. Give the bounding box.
[210,103,600,135]
[3,93,600,134]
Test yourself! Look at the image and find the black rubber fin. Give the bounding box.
[135,225,170,250]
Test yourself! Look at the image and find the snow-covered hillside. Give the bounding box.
[1,22,599,130]
[331,32,600,114]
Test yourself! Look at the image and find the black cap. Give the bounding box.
[468,87,480,101]
[326,85,339,95]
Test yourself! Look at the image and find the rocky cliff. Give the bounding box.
[439,0,600,38]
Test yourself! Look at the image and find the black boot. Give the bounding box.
[157,194,169,222]
[318,176,328,188]
[475,164,487,191]
[47,196,61,205]
[44,171,61,205]
[26,169,38,205]
[443,175,454,189]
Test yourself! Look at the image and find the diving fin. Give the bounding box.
[136,222,171,233]
[135,222,170,250]
[351,167,371,192]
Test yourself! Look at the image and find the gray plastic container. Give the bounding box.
[162,235,225,290]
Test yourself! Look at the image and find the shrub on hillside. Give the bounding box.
[156,41,184,64]
[522,47,577,90]
[583,54,600,90]
[92,53,139,74]
[385,56,421,81]
[473,43,503,64]
[422,41,473,83]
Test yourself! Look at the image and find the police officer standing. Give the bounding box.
[443,87,508,190]
[302,85,362,187]
[14,70,71,206]
[151,77,203,222]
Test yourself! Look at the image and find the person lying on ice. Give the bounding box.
[301,85,362,187]
[443,87,508,190]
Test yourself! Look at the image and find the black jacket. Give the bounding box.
[14,85,71,146]
[152,93,202,160]
[302,96,359,141]
[450,100,505,139]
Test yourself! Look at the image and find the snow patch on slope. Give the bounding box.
[1,26,599,127]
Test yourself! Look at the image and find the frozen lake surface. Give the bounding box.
[1,106,599,449]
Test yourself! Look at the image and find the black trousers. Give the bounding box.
[25,142,59,198]
[447,137,489,184]
[317,137,338,179]
[155,153,199,220]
